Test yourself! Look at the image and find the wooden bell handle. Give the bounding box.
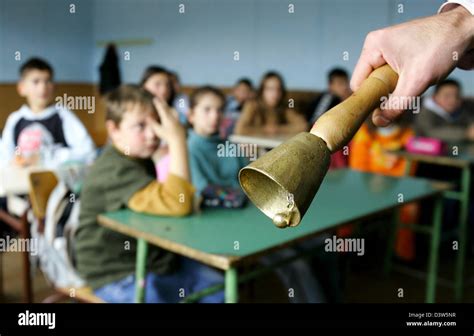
[310,64,398,152]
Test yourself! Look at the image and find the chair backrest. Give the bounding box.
[29,171,58,220]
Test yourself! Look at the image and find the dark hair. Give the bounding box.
[140,65,175,105]
[434,79,461,94]
[328,68,349,83]
[258,71,286,107]
[189,85,226,110]
[168,71,180,83]
[104,85,157,125]
[19,57,54,78]
[257,71,287,124]
[236,78,253,89]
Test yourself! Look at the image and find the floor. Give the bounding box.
[1,249,472,303]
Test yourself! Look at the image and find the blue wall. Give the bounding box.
[1,0,473,94]
[0,0,93,82]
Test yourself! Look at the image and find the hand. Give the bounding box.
[148,97,185,144]
[351,5,474,127]
[13,153,40,167]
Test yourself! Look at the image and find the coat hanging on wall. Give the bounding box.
[98,44,121,95]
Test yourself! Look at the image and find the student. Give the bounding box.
[187,86,325,302]
[349,117,417,261]
[140,66,176,107]
[169,71,190,124]
[308,68,352,169]
[75,85,224,303]
[234,71,307,136]
[307,68,351,124]
[1,58,96,168]
[225,78,254,115]
[187,86,247,196]
[414,79,474,143]
[221,78,254,138]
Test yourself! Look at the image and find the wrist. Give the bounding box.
[168,133,186,149]
[447,5,474,48]
[439,1,474,14]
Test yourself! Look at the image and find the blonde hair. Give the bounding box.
[104,85,156,125]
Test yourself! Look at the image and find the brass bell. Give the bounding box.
[239,65,399,228]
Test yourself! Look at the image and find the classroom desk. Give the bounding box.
[392,144,474,302]
[0,165,48,197]
[228,134,287,149]
[98,169,448,303]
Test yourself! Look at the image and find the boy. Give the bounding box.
[1,58,95,168]
[75,85,223,303]
[307,68,351,124]
[415,79,474,143]
[225,78,254,114]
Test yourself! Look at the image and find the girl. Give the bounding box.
[140,66,175,107]
[234,71,307,136]
[188,86,326,303]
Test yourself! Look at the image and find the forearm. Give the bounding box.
[168,136,190,181]
[128,177,195,216]
[234,123,265,136]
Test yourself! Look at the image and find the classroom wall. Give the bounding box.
[2,0,471,91]
[0,0,473,134]
[90,0,473,93]
[0,0,93,82]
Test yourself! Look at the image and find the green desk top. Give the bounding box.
[98,169,445,269]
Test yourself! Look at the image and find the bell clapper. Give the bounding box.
[272,193,296,228]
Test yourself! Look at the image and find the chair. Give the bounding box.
[28,171,104,303]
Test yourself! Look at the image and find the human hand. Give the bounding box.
[351,5,474,127]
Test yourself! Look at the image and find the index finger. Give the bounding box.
[153,97,171,121]
[350,41,386,91]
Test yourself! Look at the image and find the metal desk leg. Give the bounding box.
[384,209,399,275]
[135,238,148,303]
[225,267,238,303]
[20,211,33,303]
[455,167,470,302]
[426,195,443,303]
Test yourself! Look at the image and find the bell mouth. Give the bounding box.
[239,166,301,228]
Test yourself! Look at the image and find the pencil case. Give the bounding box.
[406,137,445,155]
[201,185,247,209]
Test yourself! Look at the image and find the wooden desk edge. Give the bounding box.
[98,214,240,271]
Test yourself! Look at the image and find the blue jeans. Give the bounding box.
[95,257,224,303]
